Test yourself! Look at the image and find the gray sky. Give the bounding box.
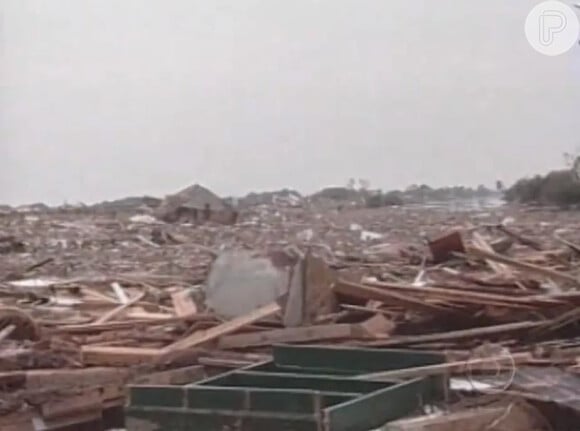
[2,0,579,205]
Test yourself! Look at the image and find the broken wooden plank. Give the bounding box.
[162,301,281,353]
[197,357,258,369]
[0,324,16,342]
[81,346,160,366]
[334,279,451,312]
[385,403,543,431]
[218,314,393,349]
[554,232,580,255]
[428,230,465,263]
[467,246,580,285]
[94,291,146,325]
[365,320,543,347]
[356,352,531,381]
[497,225,543,251]
[171,290,198,317]
[472,232,512,276]
[133,365,204,385]
[56,314,214,334]
[364,280,558,307]
[125,310,175,320]
[301,252,337,325]
[24,367,130,390]
[41,389,102,419]
[110,282,129,304]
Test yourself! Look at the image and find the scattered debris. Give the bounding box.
[428,230,465,263]
[0,236,25,254]
[0,203,579,430]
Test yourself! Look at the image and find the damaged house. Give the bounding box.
[156,184,238,224]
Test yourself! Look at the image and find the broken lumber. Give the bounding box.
[467,246,580,285]
[385,402,546,431]
[171,290,198,317]
[366,320,543,347]
[334,279,450,312]
[498,225,543,251]
[94,291,146,324]
[133,365,204,385]
[24,367,130,390]
[81,346,161,367]
[218,314,393,349]
[356,352,531,381]
[162,301,281,353]
[428,230,465,263]
[472,232,512,276]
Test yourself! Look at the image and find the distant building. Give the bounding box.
[15,203,50,213]
[156,184,237,224]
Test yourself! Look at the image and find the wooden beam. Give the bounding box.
[162,301,281,353]
[56,314,215,334]
[218,315,393,349]
[94,291,146,325]
[24,367,130,390]
[467,246,580,285]
[356,352,531,381]
[365,320,543,347]
[81,346,160,366]
[133,365,204,385]
[472,232,512,276]
[41,389,102,419]
[334,279,451,312]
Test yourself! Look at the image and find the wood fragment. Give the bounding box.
[56,314,214,334]
[133,365,204,385]
[473,232,513,276]
[197,357,257,369]
[498,225,543,250]
[94,291,146,325]
[356,352,531,381]
[334,279,451,312]
[219,315,393,349]
[467,246,580,286]
[24,367,130,390]
[171,290,198,317]
[366,320,543,347]
[162,301,281,353]
[0,324,16,342]
[110,282,129,304]
[41,389,102,419]
[81,346,160,366]
[428,230,465,263]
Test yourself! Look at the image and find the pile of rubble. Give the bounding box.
[0,203,579,430]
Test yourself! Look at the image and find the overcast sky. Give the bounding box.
[1,0,579,205]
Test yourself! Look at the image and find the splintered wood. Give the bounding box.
[162,301,282,353]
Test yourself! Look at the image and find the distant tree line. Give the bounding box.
[365,184,497,208]
[503,170,580,207]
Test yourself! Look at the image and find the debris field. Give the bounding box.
[0,201,579,430]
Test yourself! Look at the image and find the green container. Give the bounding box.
[126,345,447,431]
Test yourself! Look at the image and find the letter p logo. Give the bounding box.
[539,10,567,46]
[525,1,580,56]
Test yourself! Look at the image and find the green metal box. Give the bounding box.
[126,345,446,431]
